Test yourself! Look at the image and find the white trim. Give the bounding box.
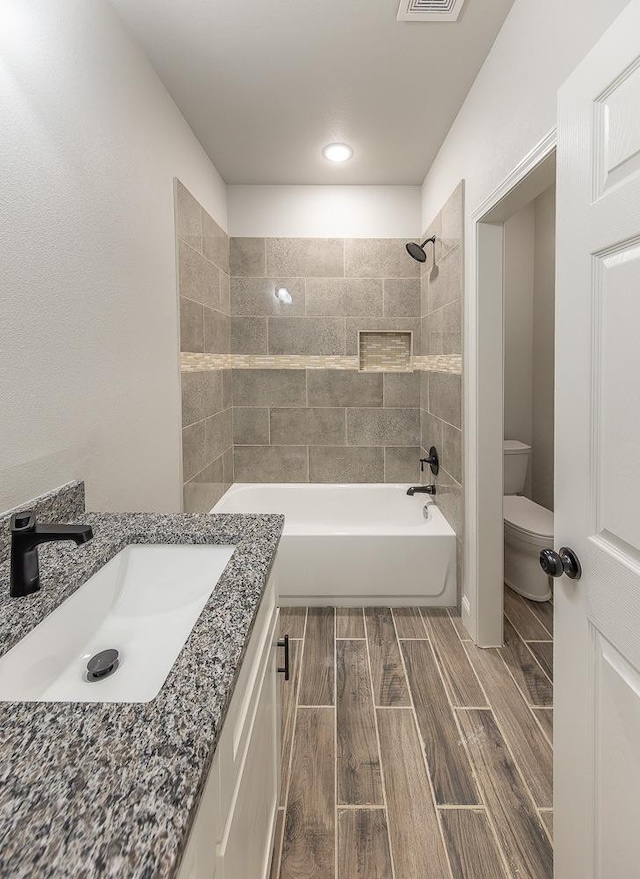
[464,128,557,646]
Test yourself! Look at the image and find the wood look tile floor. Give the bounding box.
[272,590,553,879]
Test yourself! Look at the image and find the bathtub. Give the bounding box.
[211,484,457,606]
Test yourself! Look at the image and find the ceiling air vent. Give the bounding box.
[397,0,466,22]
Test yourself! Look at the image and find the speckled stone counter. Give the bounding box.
[0,511,284,878]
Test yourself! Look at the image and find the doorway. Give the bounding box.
[465,135,556,647]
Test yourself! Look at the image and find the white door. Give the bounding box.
[555,3,640,877]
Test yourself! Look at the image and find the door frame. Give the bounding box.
[465,129,557,646]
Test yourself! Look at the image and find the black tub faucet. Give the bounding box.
[10,511,93,598]
[406,485,437,497]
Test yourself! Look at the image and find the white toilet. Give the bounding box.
[503,440,554,602]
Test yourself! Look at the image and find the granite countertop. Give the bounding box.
[0,511,284,878]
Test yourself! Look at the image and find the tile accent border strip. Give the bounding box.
[180,352,462,375]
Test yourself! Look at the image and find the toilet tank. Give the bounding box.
[504,440,532,495]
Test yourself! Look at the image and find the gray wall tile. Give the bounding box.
[231,278,305,316]
[268,317,345,355]
[175,181,202,251]
[270,408,346,446]
[442,421,463,484]
[383,373,421,408]
[205,408,233,462]
[220,272,231,315]
[231,316,268,354]
[422,300,462,355]
[181,370,223,427]
[223,446,234,488]
[345,317,421,355]
[305,278,384,317]
[347,409,420,446]
[234,445,308,482]
[421,409,443,453]
[178,240,220,310]
[233,408,270,445]
[204,307,230,354]
[182,420,207,482]
[222,369,232,410]
[345,239,419,279]
[429,373,462,429]
[232,369,307,407]
[434,470,463,535]
[180,297,204,353]
[202,210,229,274]
[266,238,344,277]
[385,447,421,483]
[183,456,224,513]
[428,244,462,313]
[309,447,384,483]
[230,238,266,277]
[307,371,383,408]
[420,371,429,410]
[383,279,421,317]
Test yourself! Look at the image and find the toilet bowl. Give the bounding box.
[503,440,554,602]
[503,495,554,601]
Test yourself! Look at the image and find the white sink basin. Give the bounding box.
[0,544,235,703]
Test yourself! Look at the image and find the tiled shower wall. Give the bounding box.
[419,183,465,588]
[229,236,423,483]
[176,181,233,513]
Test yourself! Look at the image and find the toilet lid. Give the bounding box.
[503,496,554,539]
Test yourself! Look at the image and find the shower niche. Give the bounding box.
[358,330,413,372]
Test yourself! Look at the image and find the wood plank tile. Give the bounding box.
[528,641,553,682]
[392,607,428,639]
[280,607,307,639]
[457,710,553,879]
[364,607,410,707]
[281,707,335,879]
[338,809,393,879]
[440,809,508,879]
[504,588,551,641]
[336,607,365,639]
[448,607,471,641]
[525,597,554,635]
[532,708,553,743]
[280,639,301,807]
[540,810,553,841]
[337,640,383,805]
[421,609,488,707]
[498,618,553,706]
[402,640,480,805]
[463,643,552,808]
[299,607,335,706]
[269,807,284,879]
[377,708,451,879]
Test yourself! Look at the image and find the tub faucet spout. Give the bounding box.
[406,485,437,496]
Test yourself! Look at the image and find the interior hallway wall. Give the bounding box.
[0,0,227,514]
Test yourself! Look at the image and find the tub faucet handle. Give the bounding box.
[420,447,439,475]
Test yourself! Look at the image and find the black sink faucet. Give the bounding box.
[406,484,437,497]
[9,511,93,598]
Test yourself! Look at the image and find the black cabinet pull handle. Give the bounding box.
[277,634,290,680]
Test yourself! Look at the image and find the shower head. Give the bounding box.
[406,236,436,263]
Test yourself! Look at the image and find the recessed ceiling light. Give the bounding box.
[323,143,353,163]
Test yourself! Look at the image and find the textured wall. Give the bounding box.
[419,183,464,592]
[177,182,233,512]
[228,237,423,484]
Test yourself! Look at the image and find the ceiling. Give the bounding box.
[110,0,514,185]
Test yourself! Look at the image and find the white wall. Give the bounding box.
[532,185,556,511]
[421,0,630,227]
[0,0,227,513]
[228,185,422,238]
[503,188,556,507]
[503,202,535,461]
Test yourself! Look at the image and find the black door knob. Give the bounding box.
[539,547,582,580]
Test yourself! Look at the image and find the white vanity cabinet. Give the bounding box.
[177,573,281,879]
